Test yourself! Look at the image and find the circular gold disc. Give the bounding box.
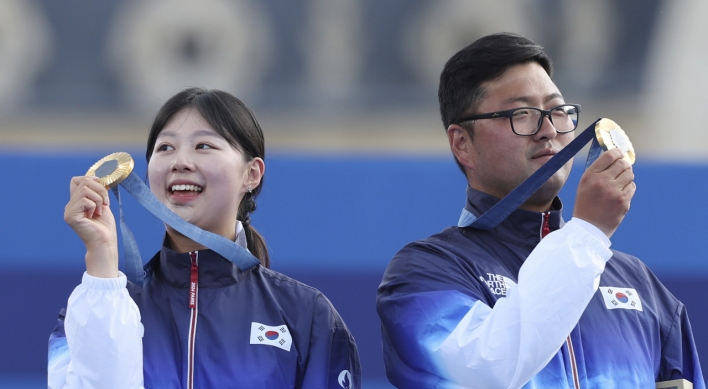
[85,152,135,189]
[595,118,635,165]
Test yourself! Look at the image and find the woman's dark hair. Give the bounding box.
[438,33,553,174]
[146,87,270,268]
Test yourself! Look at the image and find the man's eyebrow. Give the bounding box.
[501,93,564,106]
[544,93,564,104]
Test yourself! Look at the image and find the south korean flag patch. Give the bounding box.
[599,287,643,312]
[250,322,293,351]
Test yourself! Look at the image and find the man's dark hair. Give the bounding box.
[438,33,553,173]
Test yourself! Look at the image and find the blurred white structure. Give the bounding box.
[403,0,538,87]
[643,0,708,159]
[0,0,700,159]
[0,0,53,111]
[304,0,363,101]
[107,0,274,112]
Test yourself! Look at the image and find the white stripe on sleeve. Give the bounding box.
[431,218,612,389]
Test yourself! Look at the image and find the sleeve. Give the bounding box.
[377,219,612,389]
[658,302,706,389]
[300,294,361,389]
[47,272,145,389]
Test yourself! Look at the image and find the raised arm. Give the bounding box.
[378,149,636,389]
[48,176,144,389]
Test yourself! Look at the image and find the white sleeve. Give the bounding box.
[50,272,145,389]
[432,218,612,389]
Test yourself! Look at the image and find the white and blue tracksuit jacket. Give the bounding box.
[48,243,360,389]
[377,187,704,389]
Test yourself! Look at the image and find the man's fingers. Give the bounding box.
[587,148,625,173]
[614,167,635,188]
[623,180,637,195]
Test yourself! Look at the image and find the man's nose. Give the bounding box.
[533,114,557,141]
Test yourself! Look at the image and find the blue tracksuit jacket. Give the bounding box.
[377,187,704,388]
[50,246,360,388]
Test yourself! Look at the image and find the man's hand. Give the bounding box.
[64,176,119,278]
[574,148,636,238]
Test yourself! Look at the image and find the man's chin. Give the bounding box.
[527,176,566,206]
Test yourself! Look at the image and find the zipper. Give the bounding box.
[187,252,199,389]
[541,216,579,388]
[566,335,581,389]
[540,214,578,388]
[541,212,551,239]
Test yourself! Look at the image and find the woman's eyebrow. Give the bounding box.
[191,130,224,139]
[156,130,223,140]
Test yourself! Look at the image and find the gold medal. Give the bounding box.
[85,152,135,189]
[595,118,635,165]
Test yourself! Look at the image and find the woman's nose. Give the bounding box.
[170,149,195,171]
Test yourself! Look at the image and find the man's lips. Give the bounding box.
[532,149,558,159]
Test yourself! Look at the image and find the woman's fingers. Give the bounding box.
[67,176,110,219]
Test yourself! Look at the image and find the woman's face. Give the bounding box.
[147,108,258,240]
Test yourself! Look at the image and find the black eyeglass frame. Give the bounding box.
[455,104,581,136]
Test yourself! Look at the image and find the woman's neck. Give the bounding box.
[164,230,208,253]
[164,221,238,253]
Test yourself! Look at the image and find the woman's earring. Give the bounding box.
[246,185,252,193]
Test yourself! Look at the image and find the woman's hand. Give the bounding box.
[64,176,119,278]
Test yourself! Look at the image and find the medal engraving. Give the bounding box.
[609,128,630,154]
[595,118,635,165]
[86,152,135,189]
[95,160,119,178]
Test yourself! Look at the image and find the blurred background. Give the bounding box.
[1,0,708,388]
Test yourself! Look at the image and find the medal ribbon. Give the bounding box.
[112,173,260,285]
[458,118,604,229]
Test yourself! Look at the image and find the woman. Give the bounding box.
[48,88,361,388]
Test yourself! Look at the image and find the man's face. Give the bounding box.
[462,62,574,209]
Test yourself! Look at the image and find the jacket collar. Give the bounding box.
[461,186,565,247]
[153,245,255,288]
[149,221,255,288]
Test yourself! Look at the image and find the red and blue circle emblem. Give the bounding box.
[265,331,279,340]
[615,292,629,304]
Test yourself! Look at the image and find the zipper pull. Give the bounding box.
[189,252,198,308]
[541,212,551,239]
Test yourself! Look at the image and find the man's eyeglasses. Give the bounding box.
[456,104,581,136]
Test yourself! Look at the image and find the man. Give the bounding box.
[376,33,704,388]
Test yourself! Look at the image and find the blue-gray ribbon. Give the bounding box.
[459,118,603,229]
[112,172,260,285]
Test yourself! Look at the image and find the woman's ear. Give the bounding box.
[245,157,265,190]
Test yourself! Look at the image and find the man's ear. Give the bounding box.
[447,124,475,171]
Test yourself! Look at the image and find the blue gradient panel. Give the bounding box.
[2,153,708,388]
[1,153,708,276]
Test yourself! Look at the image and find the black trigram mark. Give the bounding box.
[258,326,265,331]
